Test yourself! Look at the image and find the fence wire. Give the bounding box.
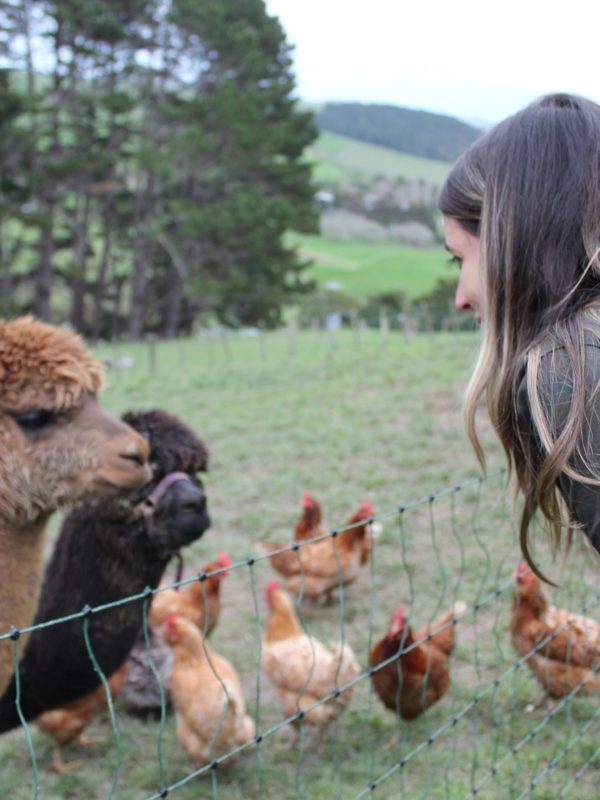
[1,468,600,799]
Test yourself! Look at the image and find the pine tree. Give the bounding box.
[153,0,318,329]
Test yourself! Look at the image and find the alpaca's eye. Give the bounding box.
[13,409,55,432]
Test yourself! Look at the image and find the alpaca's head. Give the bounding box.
[121,409,211,555]
[0,316,152,525]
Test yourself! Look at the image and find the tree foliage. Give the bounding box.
[0,0,318,337]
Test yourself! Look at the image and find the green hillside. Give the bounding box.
[316,102,481,162]
[292,234,451,299]
[307,131,451,186]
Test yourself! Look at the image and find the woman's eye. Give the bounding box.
[448,255,462,268]
[13,409,55,432]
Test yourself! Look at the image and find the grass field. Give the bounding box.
[1,329,599,799]
[307,132,451,186]
[292,234,450,300]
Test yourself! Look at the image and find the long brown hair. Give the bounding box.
[439,94,600,575]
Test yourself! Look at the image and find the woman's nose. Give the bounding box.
[455,284,473,312]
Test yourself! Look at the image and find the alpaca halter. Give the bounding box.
[131,470,193,537]
[130,470,193,584]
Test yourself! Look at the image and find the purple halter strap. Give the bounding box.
[131,471,193,585]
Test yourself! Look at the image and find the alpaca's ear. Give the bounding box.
[121,410,149,436]
[121,409,209,473]
[164,440,209,473]
[191,439,209,472]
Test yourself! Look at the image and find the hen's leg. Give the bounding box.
[51,747,83,774]
[525,693,549,713]
[78,733,106,746]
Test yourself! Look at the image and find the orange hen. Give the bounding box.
[160,612,255,766]
[35,662,128,773]
[370,602,464,720]
[262,581,359,745]
[260,501,375,602]
[121,553,231,715]
[149,552,231,635]
[511,563,600,702]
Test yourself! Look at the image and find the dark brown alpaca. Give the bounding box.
[0,316,151,695]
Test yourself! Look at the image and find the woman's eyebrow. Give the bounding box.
[444,243,455,253]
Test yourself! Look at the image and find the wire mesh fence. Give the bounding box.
[1,468,600,799]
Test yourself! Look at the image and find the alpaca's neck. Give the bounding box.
[0,516,49,696]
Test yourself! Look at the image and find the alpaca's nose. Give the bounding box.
[119,435,150,469]
[114,430,152,484]
[175,480,207,513]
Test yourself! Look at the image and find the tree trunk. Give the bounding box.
[21,0,53,320]
[163,278,183,338]
[0,228,13,314]
[70,192,92,333]
[111,277,125,340]
[127,175,155,341]
[156,233,189,338]
[33,15,65,322]
[34,209,55,321]
[90,200,114,342]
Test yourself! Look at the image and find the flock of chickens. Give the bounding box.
[33,492,600,774]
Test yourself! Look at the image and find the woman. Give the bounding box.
[438,93,600,573]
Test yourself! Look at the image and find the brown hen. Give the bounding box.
[370,602,465,720]
[511,563,600,703]
[295,492,325,541]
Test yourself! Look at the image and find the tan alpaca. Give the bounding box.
[0,316,151,694]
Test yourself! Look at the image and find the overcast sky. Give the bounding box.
[264,0,600,126]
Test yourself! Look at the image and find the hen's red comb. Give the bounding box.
[266,580,280,594]
[302,491,317,508]
[515,562,530,578]
[360,501,374,517]
[218,551,232,568]
[388,604,407,634]
[387,603,406,636]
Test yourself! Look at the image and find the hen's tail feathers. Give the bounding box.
[255,541,280,555]
[239,715,257,745]
[452,601,468,620]
[370,522,384,539]
[420,601,467,657]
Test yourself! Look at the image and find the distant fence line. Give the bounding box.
[102,317,474,380]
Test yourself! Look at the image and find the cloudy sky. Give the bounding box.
[264,0,600,126]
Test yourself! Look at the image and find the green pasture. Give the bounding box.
[293,234,451,300]
[307,132,451,186]
[1,329,599,798]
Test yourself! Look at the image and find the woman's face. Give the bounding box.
[443,216,482,322]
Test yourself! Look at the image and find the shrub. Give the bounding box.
[362,290,408,330]
[297,288,363,328]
